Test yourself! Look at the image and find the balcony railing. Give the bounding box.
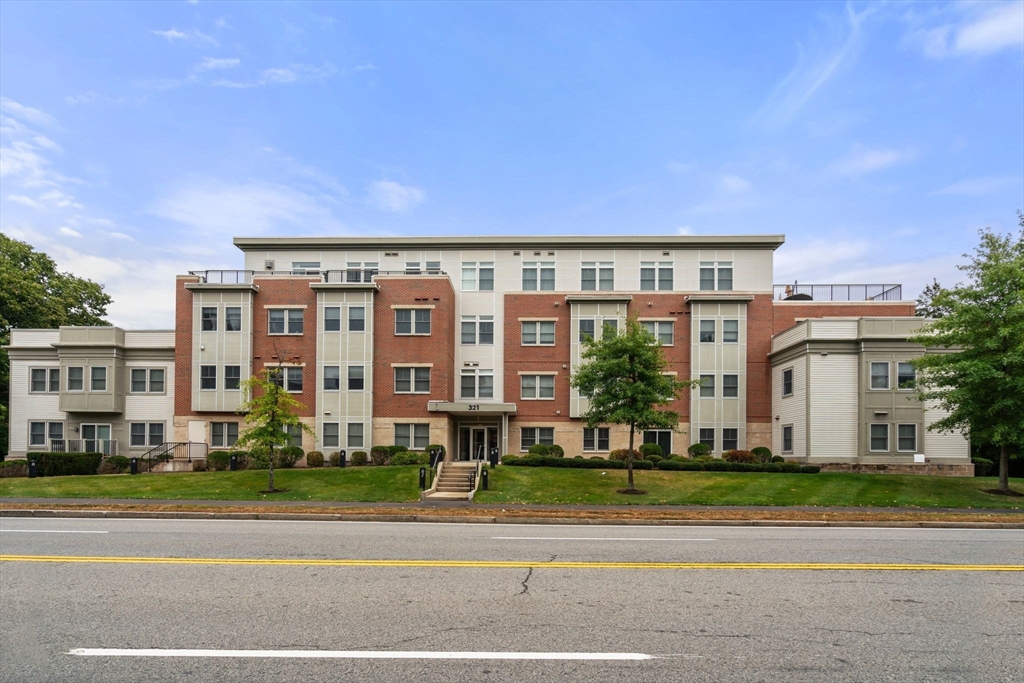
[322,268,446,283]
[189,268,449,285]
[49,439,118,456]
[774,284,903,302]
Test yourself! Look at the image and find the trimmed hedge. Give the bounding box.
[652,459,820,474]
[0,460,29,478]
[971,458,993,477]
[306,451,324,467]
[207,451,232,471]
[370,446,391,465]
[548,444,565,458]
[723,450,756,463]
[639,443,663,458]
[26,452,103,476]
[505,456,653,470]
[387,445,408,456]
[751,446,773,463]
[528,444,551,456]
[687,443,711,457]
[610,449,642,462]
[351,451,369,466]
[390,451,429,466]
[276,446,303,469]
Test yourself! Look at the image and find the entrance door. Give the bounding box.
[472,428,486,461]
[643,430,672,456]
[459,426,499,461]
[82,424,112,455]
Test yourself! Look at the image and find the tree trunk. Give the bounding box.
[999,443,1009,492]
[627,422,635,491]
[268,445,276,492]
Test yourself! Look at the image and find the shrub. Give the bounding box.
[0,460,29,478]
[548,444,565,458]
[972,458,994,477]
[610,449,642,462]
[679,461,705,471]
[761,463,782,473]
[703,460,729,472]
[751,446,773,463]
[771,455,785,463]
[688,443,711,457]
[645,455,663,464]
[370,446,391,465]
[505,455,630,469]
[207,451,232,471]
[800,465,821,474]
[425,444,444,456]
[107,455,131,473]
[528,444,551,456]
[275,446,303,469]
[328,451,342,467]
[501,454,520,464]
[779,462,802,473]
[247,452,270,470]
[639,443,663,458]
[26,452,103,476]
[192,460,208,472]
[306,451,324,468]
[98,460,119,475]
[729,462,758,472]
[589,456,606,460]
[656,459,685,470]
[390,451,429,466]
[668,454,683,460]
[351,451,369,466]
[573,455,584,459]
[387,445,408,456]
[723,449,756,463]
[692,455,714,463]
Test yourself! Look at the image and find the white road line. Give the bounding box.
[0,530,109,534]
[492,536,715,541]
[68,648,653,660]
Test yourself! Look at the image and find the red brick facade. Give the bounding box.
[746,294,774,424]
[173,275,199,418]
[637,293,691,418]
[503,294,572,422]
[772,302,916,335]
[250,277,319,417]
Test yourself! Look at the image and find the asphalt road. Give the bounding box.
[1,518,1022,682]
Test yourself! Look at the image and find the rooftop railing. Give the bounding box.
[189,268,448,284]
[774,284,903,301]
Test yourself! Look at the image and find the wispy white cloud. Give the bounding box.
[955,2,1024,54]
[829,146,914,176]
[933,176,1022,196]
[39,189,83,209]
[366,180,426,213]
[151,28,217,46]
[720,174,751,194]
[210,63,338,89]
[6,194,41,208]
[903,1,1024,59]
[0,97,57,127]
[59,226,83,238]
[195,57,240,71]
[677,225,695,236]
[262,68,297,84]
[665,161,696,174]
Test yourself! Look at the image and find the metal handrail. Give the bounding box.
[774,284,903,301]
[49,439,118,456]
[322,269,447,283]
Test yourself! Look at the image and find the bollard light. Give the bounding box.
[481,467,488,491]
[130,457,138,475]
[419,467,427,490]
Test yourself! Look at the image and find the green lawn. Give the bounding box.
[473,467,1024,509]
[0,466,422,503]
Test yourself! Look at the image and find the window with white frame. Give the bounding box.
[270,367,303,392]
[395,423,429,449]
[699,320,715,343]
[698,428,715,450]
[521,427,554,450]
[29,422,63,448]
[130,368,165,393]
[347,423,364,448]
[324,366,340,391]
[130,422,164,448]
[91,366,107,391]
[349,307,365,332]
[640,262,673,290]
[30,368,60,393]
[67,366,84,391]
[723,374,739,398]
[462,315,495,344]
[324,307,341,332]
[395,309,431,335]
[723,320,739,343]
[521,374,555,400]
[782,368,793,397]
[642,321,673,345]
[870,362,890,390]
[583,427,610,451]
[346,262,378,282]
[897,424,917,452]
[225,306,242,332]
[284,424,303,448]
[897,362,915,389]
[581,262,614,290]
[870,424,889,451]
[224,366,240,390]
[395,367,430,393]
[699,374,715,398]
[201,306,217,331]
[348,366,364,391]
[210,423,238,450]
[405,261,421,274]
[200,365,217,390]
[426,261,441,274]
[48,368,60,392]
[460,369,494,399]
[291,261,320,275]
[322,423,340,449]
[268,309,304,335]
[462,262,494,291]
[579,319,595,342]
[722,428,738,451]
[699,262,732,291]
[782,425,793,453]
[603,319,618,339]
[520,321,554,345]
[522,262,555,291]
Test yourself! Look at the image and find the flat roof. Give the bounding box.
[233,234,786,251]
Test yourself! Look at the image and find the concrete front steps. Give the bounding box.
[424,461,479,501]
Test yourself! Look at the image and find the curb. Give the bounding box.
[1,509,1021,529]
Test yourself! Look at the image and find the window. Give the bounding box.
[324,366,340,391]
[698,428,715,450]
[225,306,242,331]
[31,422,65,448]
[31,368,59,393]
[581,262,613,290]
[349,307,365,332]
[347,423,364,448]
[700,262,732,290]
[522,262,555,291]
[583,427,610,451]
[782,425,793,453]
[48,368,60,393]
[131,368,165,393]
[642,321,674,345]
[129,423,146,448]
[782,368,793,397]
[348,366,364,391]
[579,319,595,342]
[131,369,147,393]
[603,320,618,339]
[395,424,429,449]
[521,374,555,399]
[462,262,494,291]
[31,369,46,393]
[395,309,431,335]
[723,320,739,343]
[285,367,303,392]
[460,369,494,399]
[91,366,107,391]
[224,366,240,390]
[870,362,890,390]
[67,366,83,391]
[211,422,238,448]
[149,368,165,393]
[291,261,320,275]
[521,427,554,450]
[897,362,915,389]
[640,262,673,290]
[522,321,555,345]
[285,424,302,448]
[723,374,739,398]
[699,264,715,291]
[870,424,889,451]
[898,424,917,452]
[462,316,495,344]
[201,306,217,331]
[324,307,341,332]
[699,320,715,343]
[322,423,340,449]
[717,262,733,291]
[426,261,441,274]
[200,365,216,390]
[130,422,163,448]
[49,422,63,444]
[268,309,304,335]
[699,374,715,398]
[723,428,738,452]
[346,262,378,282]
[395,367,430,393]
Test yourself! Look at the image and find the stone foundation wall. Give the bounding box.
[820,463,975,477]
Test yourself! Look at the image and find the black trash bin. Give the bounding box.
[28,460,38,478]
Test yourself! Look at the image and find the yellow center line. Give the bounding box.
[1,555,1021,571]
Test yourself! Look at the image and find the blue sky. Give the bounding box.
[1,0,1022,328]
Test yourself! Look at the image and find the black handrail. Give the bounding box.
[774,283,903,301]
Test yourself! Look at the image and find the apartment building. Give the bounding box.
[4,234,971,470]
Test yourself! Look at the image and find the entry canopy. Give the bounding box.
[427,401,517,418]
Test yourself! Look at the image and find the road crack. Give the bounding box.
[518,567,533,595]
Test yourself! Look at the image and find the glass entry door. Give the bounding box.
[643,430,672,456]
[82,424,112,455]
[459,426,500,461]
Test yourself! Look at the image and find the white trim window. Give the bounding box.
[522,321,555,345]
[581,262,613,290]
[782,425,793,453]
[324,366,340,391]
[699,320,715,343]
[460,369,494,399]
[211,422,239,448]
[723,374,739,398]
[723,320,739,343]
[640,262,673,290]
[29,422,64,449]
[270,367,303,393]
[346,262,378,283]
[395,424,429,449]
[722,428,739,452]
[200,365,217,390]
[395,309,431,335]
[521,374,555,400]
[130,422,164,448]
[395,367,430,394]
[462,315,495,344]
[897,424,917,452]
[699,374,715,398]
[462,262,494,291]
[131,368,165,394]
[324,307,341,332]
[349,306,366,332]
[579,319,595,342]
[642,321,673,345]
[782,368,794,397]
[269,309,304,335]
[521,427,554,450]
[291,261,320,275]
[201,306,217,331]
[870,362,890,390]
[225,306,242,332]
[583,427,610,452]
[322,423,340,449]
[348,366,365,391]
[698,428,715,450]
[699,261,733,291]
[67,366,84,391]
[224,366,240,391]
[870,423,889,451]
[347,423,364,448]
[90,366,107,391]
[522,262,555,291]
[30,368,60,393]
[897,362,915,389]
